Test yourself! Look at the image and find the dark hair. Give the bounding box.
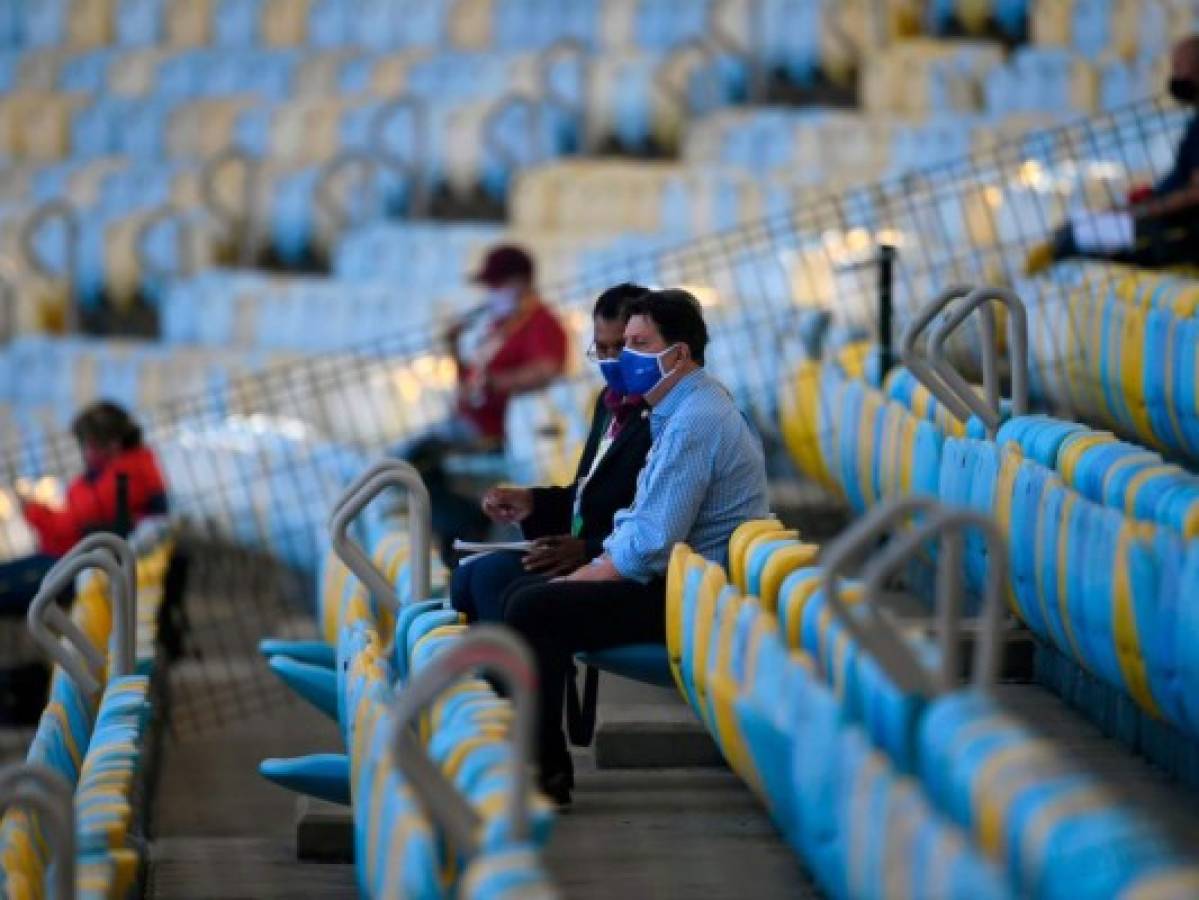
[592,283,648,321]
[623,288,710,365]
[72,401,143,451]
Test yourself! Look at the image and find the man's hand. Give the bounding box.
[481,486,533,524]
[557,555,622,583]
[523,536,587,576]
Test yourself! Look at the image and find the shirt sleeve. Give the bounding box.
[22,479,90,556]
[603,424,712,583]
[529,309,568,372]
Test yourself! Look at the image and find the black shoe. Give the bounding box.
[538,770,573,810]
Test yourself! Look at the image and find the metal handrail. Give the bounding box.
[19,200,79,333]
[134,205,199,286]
[67,533,137,675]
[654,38,724,116]
[328,460,432,618]
[537,38,588,116]
[28,537,137,694]
[313,148,411,245]
[390,626,538,854]
[818,497,1008,698]
[899,283,998,424]
[199,148,261,266]
[483,93,554,183]
[0,263,15,343]
[927,285,1030,438]
[0,763,75,899]
[368,95,430,217]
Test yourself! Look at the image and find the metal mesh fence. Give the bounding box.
[0,96,1192,730]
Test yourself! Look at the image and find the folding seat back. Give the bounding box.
[667,545,724,714]
[746,539,819,614]
[261,0,310,46]
[0,765,76,900]
[388,628,552,896]
[727,518,788,594]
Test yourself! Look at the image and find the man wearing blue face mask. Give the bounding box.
[399,244,569,565]
[450,283,653,620]
[498,288,770,806]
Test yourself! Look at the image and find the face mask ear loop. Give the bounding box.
[658,343,685,382]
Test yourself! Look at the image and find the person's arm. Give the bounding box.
[601,427,712,583]
[1131,177,1199,222]
[521,485,576,539]
[487,309,570,396]
[487,357,562,395]
[21,491,86,557]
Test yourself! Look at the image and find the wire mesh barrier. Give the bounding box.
[0,96,1192,732]
[162,542,312,738]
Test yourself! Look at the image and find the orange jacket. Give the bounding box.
[22,445,168,557]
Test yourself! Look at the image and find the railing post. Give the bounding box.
[877,243,896,380]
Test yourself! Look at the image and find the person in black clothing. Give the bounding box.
[1028,35,1199,273]
[450,284,653,622]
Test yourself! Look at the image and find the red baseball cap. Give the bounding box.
[471,244,535,288]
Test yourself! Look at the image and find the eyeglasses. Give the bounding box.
[585,342,623,361]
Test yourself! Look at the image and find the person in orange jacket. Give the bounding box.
[1,401,168,616]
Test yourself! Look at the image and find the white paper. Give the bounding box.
[1071,211,1134,253]
[452,539,534,554]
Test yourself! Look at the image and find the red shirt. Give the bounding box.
[22,445,168,557]
[458,303,568,440]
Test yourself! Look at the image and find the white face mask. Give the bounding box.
[487,286,520,318]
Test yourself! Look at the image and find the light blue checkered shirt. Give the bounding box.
[603,368,770,582]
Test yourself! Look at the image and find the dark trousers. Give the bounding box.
[0,554,58,618]
[450,550,527,623]
[0,554,60,724]
[500,574,667,778]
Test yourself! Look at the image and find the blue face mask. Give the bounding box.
[598,357,626,396]
[618,344,681,397]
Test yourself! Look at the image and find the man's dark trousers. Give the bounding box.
[500,573,667,778]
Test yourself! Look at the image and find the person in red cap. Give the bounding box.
[401,244,569,564]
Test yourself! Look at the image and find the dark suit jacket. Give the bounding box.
[521,391,652,558]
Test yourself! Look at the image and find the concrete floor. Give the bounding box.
[148,691,358,898]
[546,675,819,900]
[547,765,816,899]
[147,659,819,898]
[142,556,820,899]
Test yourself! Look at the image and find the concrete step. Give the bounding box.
[149,837,356,900]
[594,703,725,770]
[546,765,818,900]
[296,798,353,864]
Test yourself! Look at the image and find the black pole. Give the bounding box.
[878,244,897,381]
[114,472,131,538]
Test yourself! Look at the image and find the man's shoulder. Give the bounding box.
[666,372,740,432]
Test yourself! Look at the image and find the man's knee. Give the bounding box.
[501,579,557,634]
[449,564,475,619]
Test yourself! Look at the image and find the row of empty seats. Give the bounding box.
[779,287,1199,786]
[0,524,175,898]
[665,506,1199,897]
[258,461,554,897]
[0,0,955,85]
[1020,265,1199,463]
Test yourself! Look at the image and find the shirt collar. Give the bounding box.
[650,368,704,425]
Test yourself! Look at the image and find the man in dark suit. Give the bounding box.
[451,284,653,622]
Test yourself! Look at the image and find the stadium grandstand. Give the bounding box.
[0,0,1198,897]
